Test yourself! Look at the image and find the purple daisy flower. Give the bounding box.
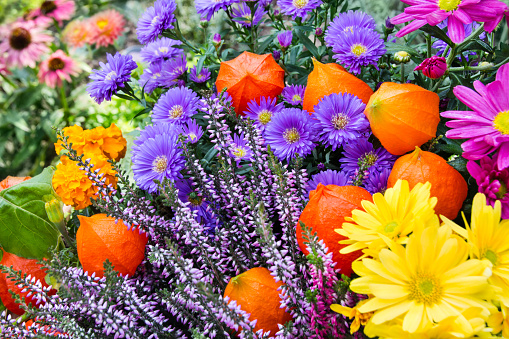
[363,167,391,195]
[139,61,165,94]
[229,133,253,166]
[277,0,322,20]
[195,0,239,21]
[313,93,370,151]
[232,3,266,27]
[137,0,177,45]
[87,52,137,104]
[282,84,305,106]
[467,152,509,218]
[159,54,187,87]
[189,65,211,83]
[339,138,396,174]
[307,169,349,194]
[264,107,317,161]
[176,179,217,229]
[132,123,185,193]
[152,86,199,125]
[325,10,376,48]
[181,119,204,144]
[140,37,183,65]
[277,30,293,48]
[441,64,509,170]
[244,96,284,133]
[331,27,386,75]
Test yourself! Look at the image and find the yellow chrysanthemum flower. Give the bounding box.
[330,299,373,334]
[443,193,509,307]
[488,304,509,337]
[350,224,492,334]
[337,179,438,258]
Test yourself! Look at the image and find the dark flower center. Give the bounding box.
[495,180,507,199]
[361,152,378,167]
[49,57,65,71]
[188,192,203,207]
[9,27,31,50]
[41,1,57,15]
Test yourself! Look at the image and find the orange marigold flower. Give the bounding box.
[62,19,90,48]
[87,10,125,47]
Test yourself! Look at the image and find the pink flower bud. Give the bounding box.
[414,56,447,79]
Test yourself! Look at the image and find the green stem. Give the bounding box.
[431,78,445,92]
[1,73,16,88]
[426,34,432,59]
[455,23,485,55]
[400,63,405,83]
[449,64,495,72]
[56,220,75,250]
[59,83,70,124]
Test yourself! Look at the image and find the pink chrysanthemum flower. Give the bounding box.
[62,19,90,48]
[0,21,52,69]
[28,0,76,26]
[391,0,506,43]
[38,50,80,88]
[87,9,125,47]
[441,63,509,169]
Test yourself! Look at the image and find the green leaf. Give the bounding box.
[419,24,454,48]
[0,167,60,259]
[385,42,419,56]
[295,29,319,59]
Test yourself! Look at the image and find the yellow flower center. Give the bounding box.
[493,110,509,135]
[151,16,160,25]
[292,0,309,9]
[351,44,367,57]
[233,147,247,158]
[258,110,272,125]
[188,132,197,141]
[331,113,349,130]
[496,180,507,199]
[158,47,169,54]
[152,155,168,174]
[152,72,161,80]
[283,127,300,144]
[384,221,399,234]
[96,19,109,30]
[483,249,498,266]
[409,273,442,305]
[438,0,462,11]
[105,71,117,81]
[169,105,184,119]
[362,152,378,167]
[343,26,354,34]
[292,94,302,102]
[188,192,203,207]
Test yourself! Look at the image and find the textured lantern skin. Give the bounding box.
[296,184,373,277]
[302,59,374,113]
[76,214,148,278]
[215,51,285,116]
[0,176,31,192]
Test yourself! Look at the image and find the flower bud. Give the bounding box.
[212,33,221,48]
[45,198,64,223]
[277,30,293,50]
[272,50,281,61]
[315,27,323,37]
[385,17,395,32]
[393,51,411,64]
[200,20,209,29]
[415,56,447,79]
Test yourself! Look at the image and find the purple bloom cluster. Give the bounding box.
[244,96,284,133]
[282,84,305,106]
[152,86,199,125]
[195,0,239,21]
[229,132,253,166]
[277,0,322,20]
[181,119,204,143]
[140,37,183,65]
[232,2,266,27]
[140,54,187,93]
[189,65,211,83]
[277,30,293,48]
[137,0,177,44]
[307,169,349,194]
[363,167,391,194]
[340,137,396,175]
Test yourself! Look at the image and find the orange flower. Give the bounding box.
[87,10,125,47]
[62,19,90,48]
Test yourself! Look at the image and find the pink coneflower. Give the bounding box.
[391,0,506,43]
[28,0,76,26]
[0,21,52,69]
[38,50,80,88]
[87,9,125,47]
[62,19,90,48]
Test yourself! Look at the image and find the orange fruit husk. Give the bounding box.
[0,250,55,315]
[364,82,440,155]
[224,267,293,335]
[0,176,31,192]
[302,59,373,113]
[296,184,373,277]
[388,147,468,220]
[76,214,148,278]
[215,51,285,116]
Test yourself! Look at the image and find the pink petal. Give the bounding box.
[446,126,497,139]
[453,86,490,113]
[406,4,438,18]
[496,63,509,89]
[391,12,415,25]
[395,19,428,37]
[452,9,473,24]
[486,81,509,112]
[447,15,466,43]
[426,10,450,25]
[498,143,509,169]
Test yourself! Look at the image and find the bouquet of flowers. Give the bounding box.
[1,0,509,338]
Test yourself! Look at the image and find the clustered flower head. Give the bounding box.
[277,0,323,20]
[244,96,284,133]
[232,3,267,27]
[281,84,305,106]
[28,0,76,27]
[137,0,177,44]
[152,86,199,125]
[87,9,126,47]
[38,49,80,88]
[140,37,183,65]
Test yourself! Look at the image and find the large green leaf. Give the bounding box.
[0,167,60,259]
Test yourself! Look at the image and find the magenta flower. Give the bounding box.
[391,0,505,43]
[28,0,76,27]
[38,50,80,88]
[467,152,509,218]
[415,56,447,79]
[441,63,509,169]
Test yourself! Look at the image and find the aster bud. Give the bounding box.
[272,50,281,61]
[393,51,411,64]
[385,17,395,32]
[277,30,293,51]
[212,33,221,48]
[45,198,64,223]
[415,56,447,79]
[315,27,323,37]
[200,20,209,29]
[316,163,325,170]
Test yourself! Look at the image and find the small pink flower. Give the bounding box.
[28,0,76,27]
[87,10,125,47]
[62,19,90,48]
[415,56,447,79]
[0,21,52,69]
[38,50,80,88]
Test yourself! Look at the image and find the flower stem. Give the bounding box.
[400,63,405,83]
[59,83,70,124]
[426,34,432,59]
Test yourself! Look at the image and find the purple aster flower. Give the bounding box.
[195,0,239,21]
[363,167,391,195]
[189,66,211,83]
[331,27,386,75]
[132,123,185,193]
[232,3,266,27]
[229,133,253,166]
[176,179,216,228]
[244,96,284,133]
[181,119,204,144]
[441,64,509,170]
[307,169,349,194]
[87,52,137,104]
[313,93,370,151]
[324,10,376,48]
[152,86,199,125]
[339,138,396,174]
[282,84,305,106]
[140,37,183,65]
[139,61,165,94]
[159,54,187,86]
[137,0,177,45]
[264,107,317,161]
[467,152,509,218]
[277,0,322,20]
[277,30,293,48]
